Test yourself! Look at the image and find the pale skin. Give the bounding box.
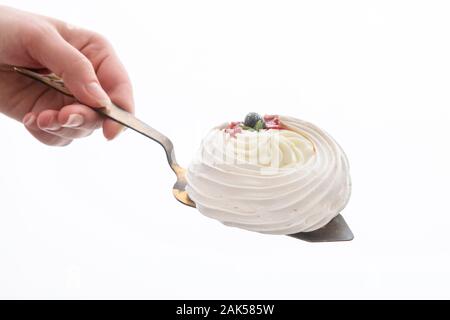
[0,6,134,146]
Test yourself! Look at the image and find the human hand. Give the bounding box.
[0,5,134,146]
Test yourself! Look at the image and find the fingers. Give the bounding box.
[102,83,132,140]
[59,29,134,140]
[24,23,134,141]
[57,103,102,131]
[22,113,72,147]
[22,104,102,145]
[97,56,134,140]
[25,26,111,109]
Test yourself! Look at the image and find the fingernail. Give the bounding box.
[85,82,111,106]
[45,121,61,131]
[23,114,35,127]
[63,114,84,128]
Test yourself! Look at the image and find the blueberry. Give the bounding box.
[244,112,263,128]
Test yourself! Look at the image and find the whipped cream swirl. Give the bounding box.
[186,116,351,234]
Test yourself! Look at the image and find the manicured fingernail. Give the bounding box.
[23,114,35,127]
[85,82,111,106]
[63,114,84,128]
[45,121,61,131]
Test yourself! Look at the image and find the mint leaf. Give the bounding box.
[240,124,256,131]
[254,120,265,131]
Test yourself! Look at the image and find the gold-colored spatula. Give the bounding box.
[12,66,353,242]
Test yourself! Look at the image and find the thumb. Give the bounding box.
[27,28,110,108]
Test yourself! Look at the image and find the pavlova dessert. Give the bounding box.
[186,113,351,235]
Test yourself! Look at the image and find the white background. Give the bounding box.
[1,0,449,299]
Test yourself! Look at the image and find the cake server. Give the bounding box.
[12,66,353,242]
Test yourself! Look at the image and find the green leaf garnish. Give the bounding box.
[254,120,265,131]
[240,124,256,131]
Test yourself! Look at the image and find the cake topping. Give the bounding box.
[244,112,264,128]
[224,121,242,137]
[225,113,284,136]
[263,114,283,129]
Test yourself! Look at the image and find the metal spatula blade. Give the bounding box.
[289,214,353,242]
